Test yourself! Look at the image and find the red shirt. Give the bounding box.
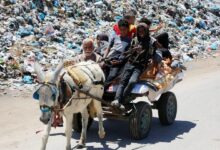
[113,24,136,38]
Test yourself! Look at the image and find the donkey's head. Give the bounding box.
[33,62,63,124]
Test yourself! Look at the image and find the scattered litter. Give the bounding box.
[0,0,220,92]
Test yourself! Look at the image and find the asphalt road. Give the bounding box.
[0,56,220,150]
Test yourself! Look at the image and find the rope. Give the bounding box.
[69,62,98,68]
[53,97,89,111]
[73,86,112,107]
[52,86,113,112]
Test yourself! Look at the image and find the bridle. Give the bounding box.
[34,81,65,128]
[34,81,59,113]
[35,80,86,113]
[33,68,112,114]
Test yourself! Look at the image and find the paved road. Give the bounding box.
[0,56,220,150]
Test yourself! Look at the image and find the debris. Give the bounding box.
[0,0,220,92]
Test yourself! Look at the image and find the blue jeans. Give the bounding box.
[115,63,142,103]
[104,66,122,89]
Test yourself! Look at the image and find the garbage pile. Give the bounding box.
[0,0,220,88]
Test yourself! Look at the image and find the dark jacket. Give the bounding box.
[124,38,150,66]
[124,23,155,67]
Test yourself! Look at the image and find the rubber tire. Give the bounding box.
[157,92,177,125]
[129,102,152,140]
[72,113,93,133]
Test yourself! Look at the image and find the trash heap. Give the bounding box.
[0,0,220,90]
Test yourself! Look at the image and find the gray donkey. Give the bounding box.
[33,61,106,150]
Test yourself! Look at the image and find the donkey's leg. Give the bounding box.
[78,109,89,148]
[64,114,73,150]
[94,100,105,139]
[40,122,51,150]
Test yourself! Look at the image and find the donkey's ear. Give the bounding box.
[34,62,45,82]
[51,61,64,83]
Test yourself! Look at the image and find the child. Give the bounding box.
[113,10,137,38]
[154,32,173,79]
[139,17,164,33]
[95,33,109,57]
[155,32,186,80]
[103,19,132,89]
[156,33,172,61]
[112,23,154,108]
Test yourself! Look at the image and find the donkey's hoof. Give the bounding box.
[76,144,85,149]
[99,131,105,139]
[66,145,71,150]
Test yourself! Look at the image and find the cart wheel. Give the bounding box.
[72,113,93,133]
[129,102,152,140]
[158,92,177,125]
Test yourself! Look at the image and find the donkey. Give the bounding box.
[33,61,106,150]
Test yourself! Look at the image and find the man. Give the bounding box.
[64,38,102,67]
[103,19,132,89]
[62,38,102,127]
[75,38,102,62]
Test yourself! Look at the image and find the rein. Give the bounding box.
[37,72,119,118]
[52,86,112,112]
[52,96,89,112]
[37,81,56,87]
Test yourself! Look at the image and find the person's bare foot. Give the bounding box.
[111,100,125,110]
[111,99,120,107]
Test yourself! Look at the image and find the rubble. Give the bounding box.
[0,0,220,92]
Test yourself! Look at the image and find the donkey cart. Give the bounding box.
[72,68,184,140]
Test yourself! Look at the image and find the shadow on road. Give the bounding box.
[49,117,196,149]
[70,117,196,150]
[50,133,65,136]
